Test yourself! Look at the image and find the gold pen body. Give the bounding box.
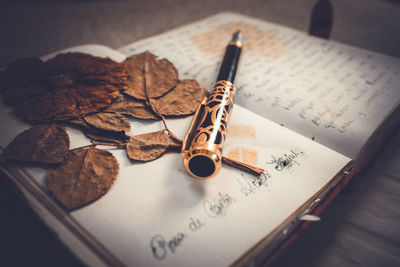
[182,31,243,179]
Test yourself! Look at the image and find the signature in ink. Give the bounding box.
[236,172,272,197]
[266,150,304,171]
[298,102,314,119]
[324,119,354,133]
[203,192,235,218]
[150,233,186,260]
[337,120,354,133]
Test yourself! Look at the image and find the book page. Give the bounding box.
[0,45,351,267]
[120,12,400,159]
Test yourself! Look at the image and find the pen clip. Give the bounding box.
[181,97,207,154]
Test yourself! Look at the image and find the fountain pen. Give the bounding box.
[182,31,243,179]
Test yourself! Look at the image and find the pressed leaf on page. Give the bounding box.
[47,147,119,210]
[122,51,178,100]
[2,124,69,164]
[1,53,126,124]
[104,94,159,120]
[150,79,207,117]
[83,112,131,133]
[126,130,170,162]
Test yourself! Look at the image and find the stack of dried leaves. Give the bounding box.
[1,51,264,211]
[0,51,209,210]
[1,53,127,123]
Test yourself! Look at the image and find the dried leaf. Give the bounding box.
[149,79,207,116]
[82,128,128,146]
[123,51,178,100]
[47,147,119,210]
[104,94,158,120]
[1,52,127,124]
[144,54,179,99]
[67,117,128,145]
[68,118,88,128]
[83,112,131,133]
[2,124,69,164]
[121,52,149,100]
[126,130,169,161]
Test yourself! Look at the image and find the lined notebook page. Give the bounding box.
[0,45,351,267]
[120,12,400,159]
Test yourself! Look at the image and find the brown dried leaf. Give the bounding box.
[121,52,150,100]
[82,128,128,146]
[144,54,179,99]
[47,147,119,210]
[83,112,131,133]
[2,52,127,124]
[67,117,128,145]
[123,51,178,100]
[2,124,69,164]
[68,118,88,128]
[104,94,158,120]
[126,130,169,161]
[149,79,207,117]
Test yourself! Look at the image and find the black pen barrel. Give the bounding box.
[216,44,242,82]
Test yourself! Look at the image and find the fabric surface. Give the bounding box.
[0,0,399,266]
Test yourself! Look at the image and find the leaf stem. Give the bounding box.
[160,115,183,144]
[69,144,96,151]
[221,156,265,176]
[69,141,126,152]
[91,141,126,149]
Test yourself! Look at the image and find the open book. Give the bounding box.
[1,12,399,266]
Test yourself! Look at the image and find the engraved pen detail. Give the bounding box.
[192,80,236,146]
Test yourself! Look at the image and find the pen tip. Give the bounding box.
[232,30,243,43]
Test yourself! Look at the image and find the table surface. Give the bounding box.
[0,0,399,266]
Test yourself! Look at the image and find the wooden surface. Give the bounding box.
[0,0,399,266]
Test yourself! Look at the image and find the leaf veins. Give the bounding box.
[104,94,158,120]
[149,79,207,117]
[126,130,170,162]
[47,147,119,210]
[2,124,69,164]
[122,51,178,100]
[83,112,131,133]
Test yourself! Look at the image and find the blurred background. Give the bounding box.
[1,0,400,67]
[0,0,399,266]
